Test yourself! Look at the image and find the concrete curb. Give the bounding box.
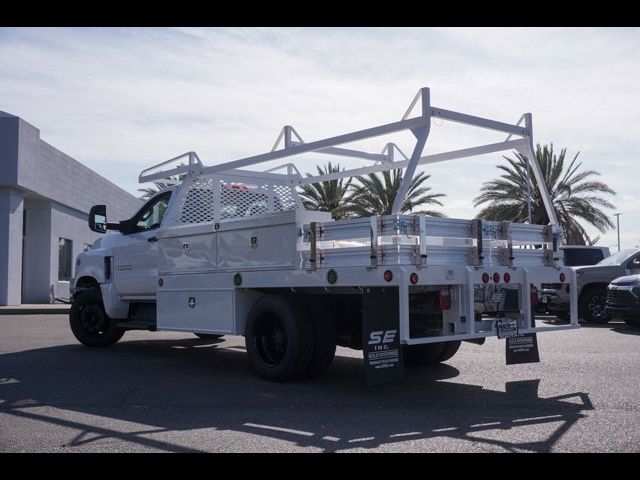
[0,305,71,315]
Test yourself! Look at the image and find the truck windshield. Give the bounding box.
[596,249,639,266]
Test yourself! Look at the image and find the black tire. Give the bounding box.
[69,289,125,347]
[579,286,610,324]
[194,333,224,339]
[302,299,337,379]
[555,311,571,322]
[404,342,445,366]
[435,341,461,362]
[245,295,314,382]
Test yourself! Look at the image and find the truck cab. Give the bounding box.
[72,188,176,319]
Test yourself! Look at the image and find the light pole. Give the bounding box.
[614,213,622,252]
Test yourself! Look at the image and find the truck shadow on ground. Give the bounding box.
[0,337,593,452]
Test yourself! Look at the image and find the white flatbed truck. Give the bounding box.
[70,87,579,384]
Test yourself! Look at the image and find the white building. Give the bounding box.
[0,111,141,305]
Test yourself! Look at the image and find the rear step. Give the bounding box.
[116,320,156,331]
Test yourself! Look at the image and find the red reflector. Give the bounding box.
[439,288,452,310]
[493,272,500,283]
[384,270,393,282]
[503,272,511,283]
[482,272,490,283]
[530,286,538,306]
[559,272,566,282]
[158,278,163,287]
[410,272,419,285]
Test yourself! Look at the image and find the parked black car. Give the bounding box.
[606,274,640,327]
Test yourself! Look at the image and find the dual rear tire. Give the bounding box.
[244,294,337,382]
[403,341,461,366]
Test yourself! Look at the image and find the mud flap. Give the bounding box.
[362,287,404,385]
[506,333,540,365]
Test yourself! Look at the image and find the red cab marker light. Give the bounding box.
[493,272,500,283]
[384,270,393,282]
[482,272,490,283]
[559,272,566,282]
[410,273,419,285]
[503,272,511,283]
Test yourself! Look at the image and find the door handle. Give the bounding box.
[148,236,158,243]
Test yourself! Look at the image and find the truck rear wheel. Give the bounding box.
[579,286,610,324]
[436,341,461,362]
[69,290,125,347]
[404,341,461,365]
[245,295,314,382]
[303,299,337,379]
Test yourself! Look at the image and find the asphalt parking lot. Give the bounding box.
[1,314,639,453]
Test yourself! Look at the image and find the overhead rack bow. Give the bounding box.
[138,87,558,225]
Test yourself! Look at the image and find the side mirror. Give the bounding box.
[89,205,107,233]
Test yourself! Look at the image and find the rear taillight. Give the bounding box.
[482,272,490,283]
[559,272,566,282]
[530,286,539,306]
[493,272,500,283]
[409,272,419,285]
[384,270,393,282]
[439,288,452,310]
[503,272,511,283]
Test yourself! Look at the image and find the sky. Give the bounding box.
[1,27,639,249]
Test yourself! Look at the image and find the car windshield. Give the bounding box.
[596,249,639,266]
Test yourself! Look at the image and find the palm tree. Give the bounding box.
[138,173,185,199]
[473,144,615,244]
[348,169,446,217]
[138,181,175,199]
[298,162,354,220]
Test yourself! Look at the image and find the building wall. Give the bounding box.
[0,188,23,305]
[21,197,51,303]
[49,201,105,301]
[0,111,142,305]
[12,116,138,221]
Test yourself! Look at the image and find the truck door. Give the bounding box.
[112,191,172,298]
[626,253,640,275]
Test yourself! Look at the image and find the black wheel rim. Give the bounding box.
[79,304,109,336]
[255,314,288,367]
[588,294,607,321]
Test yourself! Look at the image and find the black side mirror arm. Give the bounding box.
[118,219,137,235]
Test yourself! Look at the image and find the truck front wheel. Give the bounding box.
[245,295,314,382]
[69,290,125,347]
